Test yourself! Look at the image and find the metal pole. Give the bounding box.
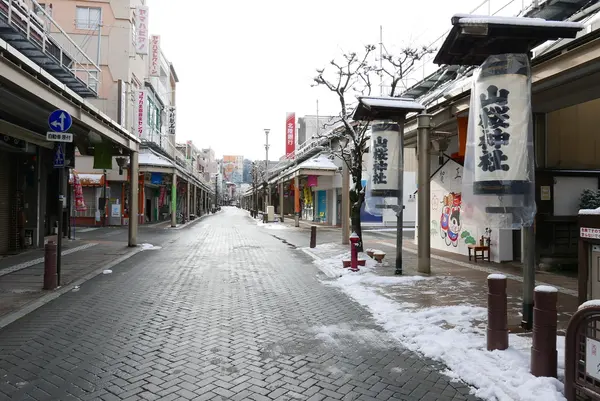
[417,113,432,274]
[522,224,535,329]
[395,118,405,275]
[171,174,177,227]
[294,176,300,227]
[128,151,139,247]
[265,129,270,208]
[341,161,350,245]
[103,169,107,226]
[280,180,284,222]
[57,167,63,285]
[215,175,218,208]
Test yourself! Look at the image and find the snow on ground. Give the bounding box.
[102,270,112,275]
[255,220,290,230]
[314,251,568,401]
[139,243,162,251]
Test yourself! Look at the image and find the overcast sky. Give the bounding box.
[146,0,502,160]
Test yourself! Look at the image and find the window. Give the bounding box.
[131,10,137,45]
[76,6,101,30]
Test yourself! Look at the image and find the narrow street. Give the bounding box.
[0,208,477,401]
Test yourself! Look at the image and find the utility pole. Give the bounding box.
[264,129,270,210]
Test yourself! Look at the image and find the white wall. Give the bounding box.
[415,159,513,263]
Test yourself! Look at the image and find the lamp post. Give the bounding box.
[353,96,425,275]
[264,128,270,211]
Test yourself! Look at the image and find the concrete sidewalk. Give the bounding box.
[252,214,579,332]
[0,239,140,324]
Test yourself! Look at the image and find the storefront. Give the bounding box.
[69,173,105,227]
[0,136,41,255]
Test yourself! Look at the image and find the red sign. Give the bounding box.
[286,112,295,159]
[159,186,166,207]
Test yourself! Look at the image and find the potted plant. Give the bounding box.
[578,189,600,229]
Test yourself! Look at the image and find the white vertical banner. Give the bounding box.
[167,106,176,136]
[473,73,529,187]
[135,6,149,55]
[136,90,147,138]
[149,35,160,76]
[368,122,400,198]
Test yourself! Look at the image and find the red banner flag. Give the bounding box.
[72,170,87,212]
[286,112,295,160]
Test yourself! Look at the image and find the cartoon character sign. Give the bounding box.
[440,192,462,247]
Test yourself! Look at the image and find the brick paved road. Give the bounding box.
[0,208,479,401]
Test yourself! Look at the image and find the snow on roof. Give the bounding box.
[359,97,425,111]
[139,150,174,167]
[454,14,585,30]
[297,154,338,171]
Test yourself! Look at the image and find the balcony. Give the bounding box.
[0,0,100,97]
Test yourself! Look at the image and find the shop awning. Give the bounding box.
[69,173,105,186]
[274,154,339,183]
[139,150,174,168]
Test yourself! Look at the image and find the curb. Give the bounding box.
[0,246,143,331]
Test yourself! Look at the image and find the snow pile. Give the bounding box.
[102,270,112,275]
[140,243,161,251]
[256,222,289,230]
[313,251,378,278]
[328,273,568,401]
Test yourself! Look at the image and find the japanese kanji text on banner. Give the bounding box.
[461,53,536,229]
[135,6,149,55]
[149,35,160,77]
[136,90,147,138]
[286,112,295,160]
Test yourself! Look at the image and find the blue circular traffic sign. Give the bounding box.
[48,109,73,133]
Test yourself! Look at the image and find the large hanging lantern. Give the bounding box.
[462,53,536,229]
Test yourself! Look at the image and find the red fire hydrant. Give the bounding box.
[43,241,57,290]
[350,232,360,272]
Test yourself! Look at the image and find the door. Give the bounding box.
[317,190,327,222]
[0,151,10,254]
[146,199,152,222]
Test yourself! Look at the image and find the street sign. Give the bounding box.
[48,109,72,133]
[53,143,65,168]
[46,132,73,142]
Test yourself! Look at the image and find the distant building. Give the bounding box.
[297,115,337,147]
[222,155,244,184]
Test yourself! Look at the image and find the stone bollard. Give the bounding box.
[350,232,360,272]
[531,285,558,378]
[310,225,317,249]
[487,274,508,351]
[43,241,58,290]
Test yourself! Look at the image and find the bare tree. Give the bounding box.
[312,43,434,251]
[379,46,435,96]
[313,45,377,251]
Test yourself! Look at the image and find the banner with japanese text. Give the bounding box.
[461,53,536,229]
[72,170,87,212]
[135,6,149,55]
[286,112,295,159]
